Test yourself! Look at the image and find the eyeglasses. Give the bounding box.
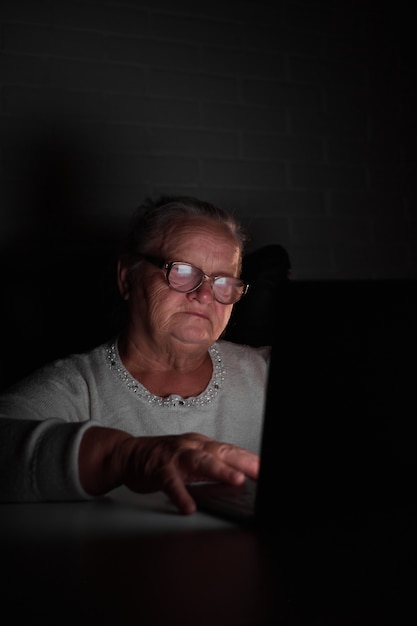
[142,255,249,305]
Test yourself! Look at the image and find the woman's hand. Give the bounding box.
[79,427,259,514]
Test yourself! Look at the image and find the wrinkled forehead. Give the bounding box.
[159,216,242,265]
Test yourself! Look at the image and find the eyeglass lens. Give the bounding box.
[167,263,245,304]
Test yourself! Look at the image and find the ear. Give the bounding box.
[117,258,131,301]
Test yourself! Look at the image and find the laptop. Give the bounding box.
[188,279,417,531]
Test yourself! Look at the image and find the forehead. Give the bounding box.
[161,217,241,267]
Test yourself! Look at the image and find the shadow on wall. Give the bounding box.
[0,124,124,390]
[224,244,292,347]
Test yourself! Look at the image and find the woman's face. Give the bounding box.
[120,217,242,351]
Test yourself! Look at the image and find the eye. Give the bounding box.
[174,264,194,278]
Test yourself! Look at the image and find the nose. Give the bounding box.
[189,277,214,302]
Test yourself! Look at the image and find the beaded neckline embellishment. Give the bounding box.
[105,342,225,407]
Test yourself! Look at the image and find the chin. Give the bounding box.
[172,319,217,344]
[174,332,214,347]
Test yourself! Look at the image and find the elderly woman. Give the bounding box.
[0,197,270,514]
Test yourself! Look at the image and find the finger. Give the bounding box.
[204,443,260,480]
[181,449,248,486]
[161,469,197,515]
[159,451,244,514]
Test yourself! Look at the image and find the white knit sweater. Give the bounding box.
[0,339,270,502]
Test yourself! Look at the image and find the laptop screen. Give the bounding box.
[256,279,417,529]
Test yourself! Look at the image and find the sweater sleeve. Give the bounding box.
[0,416,97,502]
[0,354,104,502]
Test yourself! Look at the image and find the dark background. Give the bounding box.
[0,0,416,386]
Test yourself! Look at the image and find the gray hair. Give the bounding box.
[121,195,248,273]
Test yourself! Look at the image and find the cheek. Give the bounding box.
[148,284,164,307]
[146,284,179,328]
[214,303,233,328]
[129,276,166,316]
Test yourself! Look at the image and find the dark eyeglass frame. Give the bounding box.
[142,254,249,305]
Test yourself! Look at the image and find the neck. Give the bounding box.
[118,331,211,371]
[117,332,214,398]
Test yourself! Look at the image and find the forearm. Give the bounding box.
[78,426,134,496]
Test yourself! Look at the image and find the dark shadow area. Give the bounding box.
[224,244,291,346]
[0,125,124,390]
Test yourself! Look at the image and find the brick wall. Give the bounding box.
[0,0,416,280]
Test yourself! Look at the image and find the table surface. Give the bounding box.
[0,485,236,539]
[1,487,416,626]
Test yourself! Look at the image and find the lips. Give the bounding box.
[182,311,210,320]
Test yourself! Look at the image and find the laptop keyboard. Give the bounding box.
[188,479,256,519]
